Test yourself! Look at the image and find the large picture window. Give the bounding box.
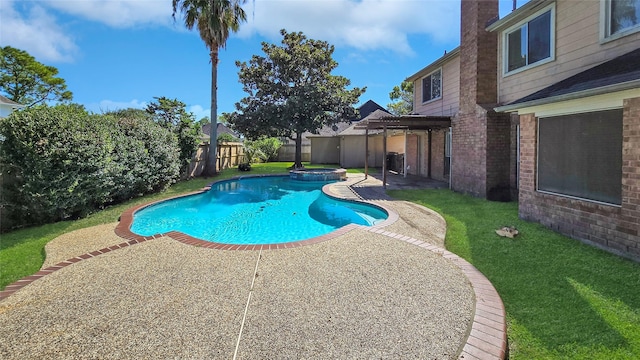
[607,0,640,36]
[422,69,441,103]
[505,9,553,73]
[537,109,622,205]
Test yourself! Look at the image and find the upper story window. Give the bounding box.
[422,69,441,103]
[606,0,640,36]
[504,5,554,74]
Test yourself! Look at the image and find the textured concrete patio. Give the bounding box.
[0,172,506,359]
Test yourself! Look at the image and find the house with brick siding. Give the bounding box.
[404,0,639,260]
[487,0,640,260]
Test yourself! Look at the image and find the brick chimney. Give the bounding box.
[452,0,511,200]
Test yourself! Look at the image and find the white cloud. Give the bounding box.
[238,0,460,55]
[188,104,211,120]
[95,99,148,113]
[42,0,173,28]
[1,0,460,65]
[0,0,78,62]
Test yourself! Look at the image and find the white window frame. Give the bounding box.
[600,0,640,42]
[502,3,556,76]
[421,68,442,104]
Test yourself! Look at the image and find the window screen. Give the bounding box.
[422,69,441,103]
[537,109,622,205]
[506,10,552,72]
[610,0,640,35]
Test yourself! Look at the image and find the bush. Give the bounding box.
[253,137,282,162]
[217,132,238,143]
[243,137,282,164]
[108,113,180,202]
[0,104,180,231]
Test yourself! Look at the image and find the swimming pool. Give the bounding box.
[130,176,388,245]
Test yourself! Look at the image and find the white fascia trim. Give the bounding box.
[495,80,640,115]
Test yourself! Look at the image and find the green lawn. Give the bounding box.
[0,162,338,290]
[389,189,640,360]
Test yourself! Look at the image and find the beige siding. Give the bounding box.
[413,56,460,116]
[339,135,386,168]
[310,137,340,164]
[498,0,640,104]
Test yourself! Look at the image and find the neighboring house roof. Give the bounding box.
[201,122,239,138]
[496,48,640,112]
[291,99,388,141]
[338,109,392,136]
[0,95,24,107]
[355,100,386,121]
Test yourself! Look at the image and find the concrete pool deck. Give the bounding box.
[0,173,506,359]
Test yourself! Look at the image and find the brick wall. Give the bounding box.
[509,114,520,200]
[453,0,510,198]
[431,129,447,182]
[452,109,487,197]
[406,134,419,175]
[519,97,640,260]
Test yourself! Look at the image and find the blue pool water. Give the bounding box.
[130,176,388,245]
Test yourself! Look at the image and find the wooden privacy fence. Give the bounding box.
[277,143,311,162]
[188,142,245,177]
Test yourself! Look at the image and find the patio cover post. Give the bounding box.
[403,129,407,178]
[382,125,387,189]
[365,127,369,179]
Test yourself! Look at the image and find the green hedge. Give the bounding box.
[0,104,180,231]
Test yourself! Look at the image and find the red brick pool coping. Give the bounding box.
[0,176,507,359]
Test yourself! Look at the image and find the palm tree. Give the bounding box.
[172,0,247,175]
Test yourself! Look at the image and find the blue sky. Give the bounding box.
[1,0,523,120]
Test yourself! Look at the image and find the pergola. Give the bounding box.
[354,115,451,188]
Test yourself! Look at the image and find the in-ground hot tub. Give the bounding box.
[290,168,347,181]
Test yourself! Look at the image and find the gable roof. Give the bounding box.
[0,95,24,107]
[307,100,389,138]
[496,48,640,112]
[338,109,392,136]
[355,100,386,120]
[201,122,239,139]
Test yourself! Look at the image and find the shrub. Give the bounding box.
[0,104,180,231]
[108,113,180,202]
[242,140,267,164]
[1,105,113,228]
[253,137,282,162]
[217,132,238,143]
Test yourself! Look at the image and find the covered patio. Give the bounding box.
[355,114,451,188]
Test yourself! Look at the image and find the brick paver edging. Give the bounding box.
[0,236,159,301]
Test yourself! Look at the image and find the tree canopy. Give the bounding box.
[0,46,73,107]
[387,80,414,115]
[145,96,201,170]
[229,29,365,168]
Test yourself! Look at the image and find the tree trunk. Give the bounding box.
[294,132,303,169]
[205,47,219,176]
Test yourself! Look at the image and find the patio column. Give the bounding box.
[403,129,408,178]
[365,127,369,179]
[383,125,387,189]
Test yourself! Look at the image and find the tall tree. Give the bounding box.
[0,46,73,106]
[145,96,201,173]
[229,29,365,169]
[172,0,247,176]
[387,80,414,115]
